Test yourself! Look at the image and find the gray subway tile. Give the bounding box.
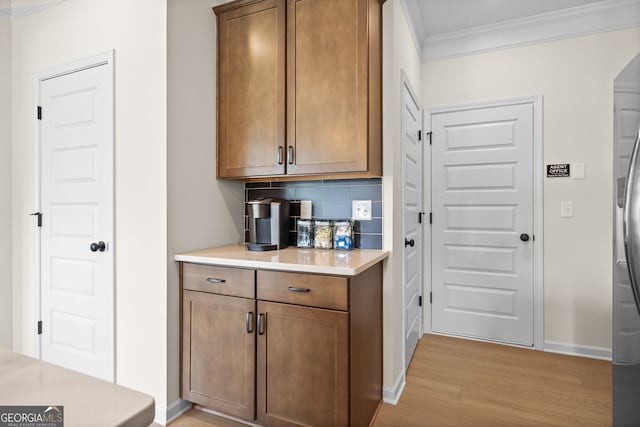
[351,185,382,201]
[321,201,352,219]
[295,186,351,202]
[357,234,383,249]
[358,218,382,234]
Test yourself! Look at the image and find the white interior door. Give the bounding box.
[402,73,423,369]
[431,102,534,346]
[39,56,114,381]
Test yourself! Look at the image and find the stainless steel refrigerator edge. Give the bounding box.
[613,53,640,427]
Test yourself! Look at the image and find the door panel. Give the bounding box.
[257,301,348,427]
[217,0,286,178]
[286,0,368,174]
[402,75,423,369]
[431,102,534,346]
[182,291,256,420]
[40,61,114,381]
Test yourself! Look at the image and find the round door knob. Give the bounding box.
[405,238,415,247]
[90,241,106,252]
[520,233,530,242]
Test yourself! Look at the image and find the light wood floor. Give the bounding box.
[170,334,611,427]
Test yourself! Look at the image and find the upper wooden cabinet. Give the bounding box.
[214,0,382,180]
[216,0,286,178]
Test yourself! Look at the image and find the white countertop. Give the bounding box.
[0,348,155,427]
[175,244,389,276]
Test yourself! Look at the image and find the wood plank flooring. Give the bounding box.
[170,334,611,427]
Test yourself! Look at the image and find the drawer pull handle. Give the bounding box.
[257,313,265,335]
[288,287,310,293]
[206,277,226,284]
[246,312,254,334]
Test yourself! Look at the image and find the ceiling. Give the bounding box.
[413,0,607,37]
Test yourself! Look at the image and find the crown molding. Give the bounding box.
[9,0,67,20]
[400,0,424,59]
[407,0,640,63]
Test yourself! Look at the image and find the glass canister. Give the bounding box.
[333,220,354,250]
[296,219,314,248]
[314,220,333,249]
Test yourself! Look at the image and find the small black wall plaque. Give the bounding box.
[547,163,570,177]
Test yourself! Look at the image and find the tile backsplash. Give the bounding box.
[245,178,383,249]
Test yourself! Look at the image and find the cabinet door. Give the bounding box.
[217,0,286,178]
[286,0,376,175]
[182,290,256,420]
[257,301,348,427]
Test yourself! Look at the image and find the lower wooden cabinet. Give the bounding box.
[180,262,382,426]
[181,290,256,420]
[257,301,349,426]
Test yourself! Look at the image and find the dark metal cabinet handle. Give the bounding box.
[287,146,294,165]
[257,313,265,335]
[277,146,284,165]
[520,233,530,242]
[246,312,254,333]
[287,286,310,293]
[404,238,415,247]
[206,277,226,284]
[90,241,106,252]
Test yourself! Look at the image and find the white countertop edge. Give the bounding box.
[174,251,389,276]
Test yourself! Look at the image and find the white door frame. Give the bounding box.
[423,95,544,350]
[32,50,115,365]
[400,70,424,374]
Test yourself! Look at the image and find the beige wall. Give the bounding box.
[11,0,168,422]
[382,0,423,396]
[422,28,640,350]
[167,0,244,409]
[0,15,11,349]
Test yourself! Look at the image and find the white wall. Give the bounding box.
[167,0,244,413]
[11,0,168,422]
[382,0,423,398]
[0,14,12,349]
[422,28,640,351]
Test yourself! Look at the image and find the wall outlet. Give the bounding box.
[353,200,372,221]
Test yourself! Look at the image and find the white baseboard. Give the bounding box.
[165,399,193,424]
[544,340,612,361]
[382,371,405,405]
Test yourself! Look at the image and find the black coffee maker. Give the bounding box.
[247,198,290,251]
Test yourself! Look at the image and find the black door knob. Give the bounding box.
[405,238,415,247]
[520,233,530,242]
[90,241,106,252]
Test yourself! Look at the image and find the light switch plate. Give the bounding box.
[352,200,372,221]
[561,200,574,218]
[573,163,585,179]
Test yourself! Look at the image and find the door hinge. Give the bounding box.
[427,131,432,145]
[30,212,42,227]
[418,296,423,307]
[429,212,432,224]
[418,212,423,224]
[418,130,422,141]
[430,292,433,304]
[37,321,42,335]
[37,106,42,120]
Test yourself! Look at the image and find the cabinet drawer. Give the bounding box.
[182,263,255,299]
[257,270,347,310]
